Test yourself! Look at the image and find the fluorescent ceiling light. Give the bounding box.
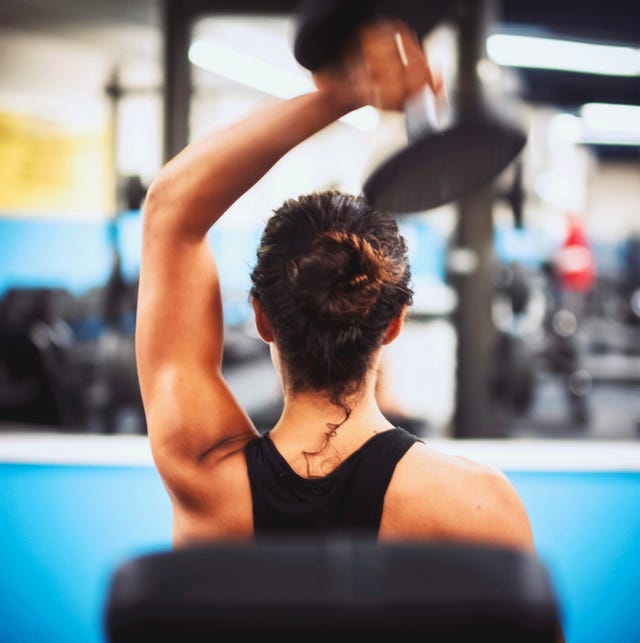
[188,39,378,132]
[550,104,640,146]
[581,103,640,145]
[189,40,310,98]
[487,34,640,76]
[581,103,640,132]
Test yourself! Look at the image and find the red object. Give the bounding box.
[555,215,595,292]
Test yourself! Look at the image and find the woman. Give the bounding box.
[135,19,534,552]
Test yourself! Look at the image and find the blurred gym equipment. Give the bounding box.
[0,209,144,433]
[489,261,538,424]
[0,288,83,428]
[0,281,143,434]
[104,537,561,641]
[293,0,528,214]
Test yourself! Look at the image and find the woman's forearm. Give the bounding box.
[143,90,357,238]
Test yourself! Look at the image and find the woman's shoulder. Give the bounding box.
[380,441,535,552]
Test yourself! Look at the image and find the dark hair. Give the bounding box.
[250,190,413,410]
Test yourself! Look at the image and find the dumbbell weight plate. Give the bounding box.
[363,114,527,213]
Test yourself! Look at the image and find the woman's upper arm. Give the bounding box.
[136,217,223,380]
[135,192,257,484]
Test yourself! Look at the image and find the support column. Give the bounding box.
[161,0,193,162]
[450,0,504,438]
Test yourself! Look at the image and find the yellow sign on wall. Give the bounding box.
[0,110,114,217]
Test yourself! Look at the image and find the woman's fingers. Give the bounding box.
[357,19,439,111]
[359,20,406,109]
[312,18,443,114]
[397,22,443,98]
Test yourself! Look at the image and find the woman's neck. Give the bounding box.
[269,384,395,478]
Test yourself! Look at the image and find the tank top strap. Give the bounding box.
[345,426,422,529]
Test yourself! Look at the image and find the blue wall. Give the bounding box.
[510,471,640,643]
[0,462,638,643]
[0,213,143,297]
[1,214,629,303]
[0,214,448,321]
[0,218,114,296]
[0,463,171,643]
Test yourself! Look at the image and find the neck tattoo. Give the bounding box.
[302,424,341,478]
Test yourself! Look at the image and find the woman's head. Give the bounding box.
[250,190,413,408]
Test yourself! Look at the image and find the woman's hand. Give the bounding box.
[312,19,443,113]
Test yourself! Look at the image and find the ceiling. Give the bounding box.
[1,0,638,119]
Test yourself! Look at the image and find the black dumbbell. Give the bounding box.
[293,0,527,214]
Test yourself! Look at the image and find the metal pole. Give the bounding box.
[450,0,504,438]
[161,0,193,162]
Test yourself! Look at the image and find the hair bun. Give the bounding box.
[287,231,391,324]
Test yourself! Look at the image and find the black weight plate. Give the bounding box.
[294,0,450,71]
[363,118,527,214]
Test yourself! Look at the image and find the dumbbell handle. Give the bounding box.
[393,30,450,144]
[405,87,437,142]
[405,83,453,144]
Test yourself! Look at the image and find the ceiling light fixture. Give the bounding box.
[188,39,378,132]
[550,104,640,146]
[486,34,640,77]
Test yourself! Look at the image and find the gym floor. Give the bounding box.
[509,374,640,441]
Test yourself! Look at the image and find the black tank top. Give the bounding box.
[244,427,422,538]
